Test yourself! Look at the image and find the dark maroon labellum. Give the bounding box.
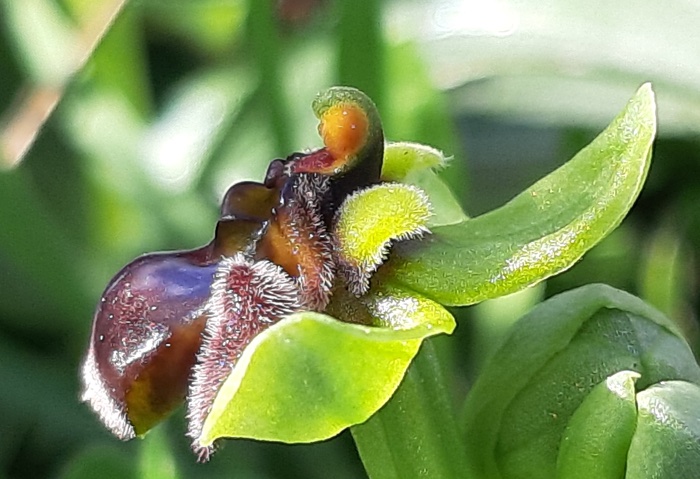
[81,250,217,438]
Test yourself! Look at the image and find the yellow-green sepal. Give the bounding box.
[387,84,656,306]
[382,142,467,227]
[195,298,455,449]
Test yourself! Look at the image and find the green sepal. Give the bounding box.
[382,142,467,227]
[626,381,700,479]
[556,370,639,479]
[197,301,455,447]
[384,84,656,306]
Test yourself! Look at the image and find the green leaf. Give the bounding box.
[556,370,639,479]
[461,284,700,479]
[383,84,656,306]
[408,0,700,136]
[197,306,455,447]
[626,381,700,479]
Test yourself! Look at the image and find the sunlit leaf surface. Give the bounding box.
[627,381,700,479]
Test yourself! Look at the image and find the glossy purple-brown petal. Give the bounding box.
[81,248,221,438]
[215,181,281,257]
[220,181,279,221]
[187,253,300,460]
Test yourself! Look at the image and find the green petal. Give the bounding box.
[197,306,455,447]
[461,284,700,479]
[556,370,639,479]
[382,142,468,227]
[334,183,431,295]
[381,142,448,181]
[626,381,700,479]
[384,84,656,306]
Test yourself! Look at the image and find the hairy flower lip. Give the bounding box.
[187,253,302,460]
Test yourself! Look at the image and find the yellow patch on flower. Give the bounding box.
[334,183,432,295]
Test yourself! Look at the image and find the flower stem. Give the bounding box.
[350,340,474,479]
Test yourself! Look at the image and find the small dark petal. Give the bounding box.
[213,218,266,258]
[258,174,335,311]
[263,159,287,188]
[220,181,278,221]
[335,256,370,298]
[187,254,300,456]
[81,248,219,438]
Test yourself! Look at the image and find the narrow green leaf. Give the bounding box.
[414,0,700,135]
[145,0,247,56]
[1,0,79,85]
[337,0,383,107]
[384,84,656,306]
[556,370,639,479]
[638,225,688,322]
[246,0,292,154]
[627,381,700,479]
[198,308,454,447]
[461,284,700,479]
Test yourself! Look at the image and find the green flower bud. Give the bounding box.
[462,284,700,479]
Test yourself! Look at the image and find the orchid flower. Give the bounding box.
[80,84,657,467]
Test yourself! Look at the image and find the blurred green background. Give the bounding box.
[1,0,698,477]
